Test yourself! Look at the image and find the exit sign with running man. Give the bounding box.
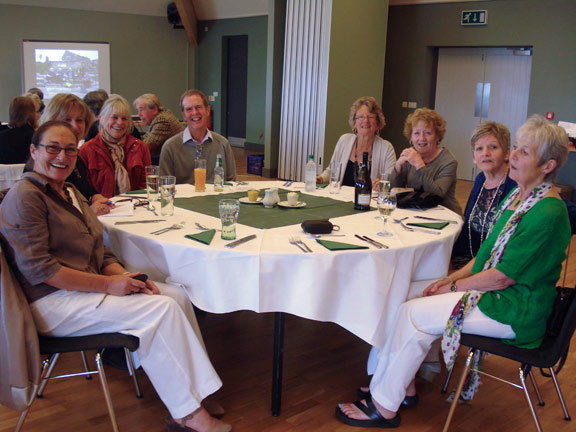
[461,10,488,26]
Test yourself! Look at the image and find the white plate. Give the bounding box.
[277,200,306,208]
[239,197,263,205]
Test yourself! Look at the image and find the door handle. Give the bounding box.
[475,82,483,117]
[482,83,491,118]
[474,82,491,118]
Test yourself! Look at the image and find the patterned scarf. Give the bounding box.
[101,129,131,195]
[441,181,553,400]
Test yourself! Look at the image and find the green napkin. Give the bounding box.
[126,189,147,194]
[316,239,369,251]
[406,222,449,230]
[185,229,216,245]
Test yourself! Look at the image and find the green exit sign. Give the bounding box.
[461,10,488,26]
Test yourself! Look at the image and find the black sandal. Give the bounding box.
[357,387,419,408]
[335,395,401,428]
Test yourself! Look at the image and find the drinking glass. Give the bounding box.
[194,159,207,192]
[219,199,240,240]
[377,192,397,237]
[378,172,391,195]
[160,175,176,216]
[145,165,159,205]
[329,163,342,194]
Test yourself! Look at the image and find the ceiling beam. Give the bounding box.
[175,0,198,47]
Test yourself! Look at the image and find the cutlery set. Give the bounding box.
[282,180,294,187]
[289,236,313,253]
[354,234,388,249]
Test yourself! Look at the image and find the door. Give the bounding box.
[435,47,532,180]
[222,35,248,148]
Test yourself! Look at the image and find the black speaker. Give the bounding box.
[167,2,181,26]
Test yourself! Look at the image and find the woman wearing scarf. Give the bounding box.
[80,95,150,197]
[336,115,571,429]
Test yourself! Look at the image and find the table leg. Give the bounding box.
[271,312,285,416]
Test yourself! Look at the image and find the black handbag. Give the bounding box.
[396,190,443,210]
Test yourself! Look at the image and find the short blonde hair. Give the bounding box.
[40,93,94,135]
[99,94,134,135]
[348,96,386,131]
[403,108,446,142]
[516,114,569,182]
[134,93,162,111]
[470,121,511,153]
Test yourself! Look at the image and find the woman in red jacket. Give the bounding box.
[80,94,150,197]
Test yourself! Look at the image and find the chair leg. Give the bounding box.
[548,367,571,421]
[519,367,543,432]
[124,348,143,398]
[80,350,93,380]
[442,350,474,432]
[15,352,53,431]
[528,370,545,406]
[441,365,454,394]
[37,353,60,397]
[95,352,120,432]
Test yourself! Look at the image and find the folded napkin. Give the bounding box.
[316,239,369,251]
[185,229,216,245]
[406,221,449,230]
[126,189,146,194]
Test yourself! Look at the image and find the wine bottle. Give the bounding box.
[354,152,372,211]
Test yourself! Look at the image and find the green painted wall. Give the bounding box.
[382,0,576,152]
[323,0,389,169]
[195,16,268,145]
[0,4,192,122]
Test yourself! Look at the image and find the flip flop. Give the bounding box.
[356,387,419,408]
[335,395,401,428]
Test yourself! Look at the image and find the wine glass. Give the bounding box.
[377,192,397,237]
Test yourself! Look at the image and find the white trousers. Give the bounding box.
[30,282,222,419]
[369,292,515,412]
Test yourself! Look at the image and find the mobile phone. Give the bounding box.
[132,273,148,282]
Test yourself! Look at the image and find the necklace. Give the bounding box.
[467,173,506,259]
[62,186,73,204]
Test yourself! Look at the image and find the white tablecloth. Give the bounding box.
[101,181,462,349]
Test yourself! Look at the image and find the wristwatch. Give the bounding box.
[450,281,458,292]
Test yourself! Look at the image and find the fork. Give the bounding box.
[393,218,441,235]
[150,222,185,235]
[289,236,308,253]
[292,235,313,253]
[195,222,221,232]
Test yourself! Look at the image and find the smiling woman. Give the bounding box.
[80,94,151,197]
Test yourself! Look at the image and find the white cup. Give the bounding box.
[287,191,299,206]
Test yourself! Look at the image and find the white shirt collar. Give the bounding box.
[183,127,212,145]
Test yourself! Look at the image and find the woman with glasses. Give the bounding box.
[0,120,232,432]
[40,93,112,215]
[391,108,461,214]
[317,96,396,187]
[80,94,150,197]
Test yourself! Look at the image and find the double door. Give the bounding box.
[435,47,532,180]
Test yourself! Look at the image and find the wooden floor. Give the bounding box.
[2,150,575,432]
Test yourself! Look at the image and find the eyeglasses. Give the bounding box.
[133,199,151,208]
[38,144,78,156]
[354,115,377,121]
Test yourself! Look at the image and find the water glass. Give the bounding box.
[329,163,342,194]
[160,175,176,216]
[378,172,391,195]
[194,159,207,192]
[146,165,159,204]
[219,199,240,240]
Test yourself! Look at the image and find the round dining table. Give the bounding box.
[100,180,463,414]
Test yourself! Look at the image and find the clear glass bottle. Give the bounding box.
[354,152,372,211]
[213,154,224,192]
[305,154,316,192]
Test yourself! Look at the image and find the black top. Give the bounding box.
[0,125,34,164]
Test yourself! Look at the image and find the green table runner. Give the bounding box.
[174,189,369,229]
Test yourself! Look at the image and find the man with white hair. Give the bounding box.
[134,93,184,162]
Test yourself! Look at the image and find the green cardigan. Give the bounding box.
[474,197,570,348]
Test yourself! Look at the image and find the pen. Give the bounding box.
[104,198,132,205]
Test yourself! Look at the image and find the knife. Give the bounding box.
[363,235,389,249]
[115,220,166,225]
[225,234,257,248]
[414,215,457,224]
[355,234,387,249]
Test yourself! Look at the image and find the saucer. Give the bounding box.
[239,197,263,205]
[277,200,306,208]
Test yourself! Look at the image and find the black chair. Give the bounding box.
[442,290,576,432]
[16,333,141,432]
